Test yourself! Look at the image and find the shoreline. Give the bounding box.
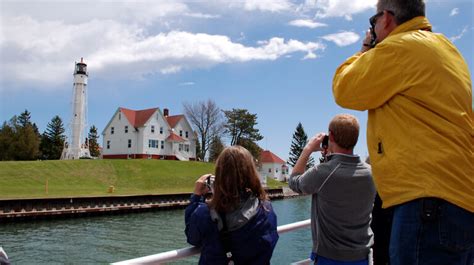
[0,188,302,222]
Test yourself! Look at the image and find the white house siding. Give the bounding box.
[102,109,140,157]
[170,118,196,159]
[260,163,283,180]
[142,112,170,157]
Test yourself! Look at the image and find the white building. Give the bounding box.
[62,58,91,159]
[102,107,196,161]
[259,150,289,183]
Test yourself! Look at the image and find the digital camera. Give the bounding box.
[205,175,215,193]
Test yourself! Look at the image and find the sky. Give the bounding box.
[0,0,472,162]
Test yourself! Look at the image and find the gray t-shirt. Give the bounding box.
[289,153,375,261]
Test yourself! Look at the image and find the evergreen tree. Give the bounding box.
[40,115,65,160]
[15,110,40,160]
[88,125,100,157]
[238,138,262,161]
[0,121,15,160]
[288,122,314,169]
[208,135,225,162]
[195,139,202,161]
[223,108,263,145]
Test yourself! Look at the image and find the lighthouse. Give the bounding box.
[61,58,91,159]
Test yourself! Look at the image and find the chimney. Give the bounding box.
[163,108,169,117]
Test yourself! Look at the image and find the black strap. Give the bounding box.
[218,212,234,263]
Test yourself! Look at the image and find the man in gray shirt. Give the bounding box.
[289,114,375,265]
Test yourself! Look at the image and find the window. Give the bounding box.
[151,125,155,133]
[149,139,159,148]
[128,139,132,148]
[107,140,110,149]
[161,141,164,149]
[125,126,128,133]
[179,130,183,137]
[268,168,272,173]
[111,127,114,134]
[160,127,163,134]
[185,144,190,152]
[185,131,189,138]
[179,144,183,151]
[119,113,121,120]
[276,168,279,173]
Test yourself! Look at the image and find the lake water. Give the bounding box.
[0,196,312,264]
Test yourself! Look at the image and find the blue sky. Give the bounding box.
[0,0,472,162]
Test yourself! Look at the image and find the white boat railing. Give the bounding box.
[112,219,311,265]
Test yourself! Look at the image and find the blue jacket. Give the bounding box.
[185,195,279,264]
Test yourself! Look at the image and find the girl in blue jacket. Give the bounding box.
[185,146,279,265]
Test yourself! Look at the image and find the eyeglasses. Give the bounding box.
[369,10,395,28]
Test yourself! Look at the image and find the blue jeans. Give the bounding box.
[390,198,474,265]
[311,253,368,265]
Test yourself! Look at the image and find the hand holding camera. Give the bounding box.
[305,132,328,153]
[194,174,213,196]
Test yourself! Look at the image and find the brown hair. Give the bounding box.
[329,114,360,150]
[209,145,267,213]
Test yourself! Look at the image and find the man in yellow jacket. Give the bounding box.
[332,0,473,264]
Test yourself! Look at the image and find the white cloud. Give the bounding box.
[179,82,195,86]
[449,8,459,17]
[304,0,377,20]
[288,19,327,29]
[450,26,468,42]
[322,31,360,46]
[243,0,293,12]
[185,13,220,19]
[0,16,325,90]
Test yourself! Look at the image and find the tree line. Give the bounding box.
[0,110,100,161]
[184,100,314,169]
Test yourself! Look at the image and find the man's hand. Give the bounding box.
[304,132,326,153]
[194,174,211,196]
[361,29,372,53]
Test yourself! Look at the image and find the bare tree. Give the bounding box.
[183,99,223,161]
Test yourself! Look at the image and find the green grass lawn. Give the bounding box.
[0,159,284,199]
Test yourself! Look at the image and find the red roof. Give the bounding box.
[260,150,285,164]
[166,115,184,128]
[120,107,157,127]
[166,132,186,142]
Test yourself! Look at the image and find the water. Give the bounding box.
[0,196,312,264]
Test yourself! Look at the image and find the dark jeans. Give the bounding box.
[389,198,474,265]
[371,194,393,265]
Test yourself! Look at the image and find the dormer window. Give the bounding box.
[125,126,128,133]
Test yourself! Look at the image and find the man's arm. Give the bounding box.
[288,133,325,194]
[332,36,406,111]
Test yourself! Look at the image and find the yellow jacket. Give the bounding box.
[333,17,473,211]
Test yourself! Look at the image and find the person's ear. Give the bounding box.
[382,10,394,29]
[328,131,335,143]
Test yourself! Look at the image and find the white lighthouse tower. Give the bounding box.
[61,58,91,160]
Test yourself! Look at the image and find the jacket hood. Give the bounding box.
[210,195,259,232]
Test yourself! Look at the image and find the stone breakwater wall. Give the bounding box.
[0,188,293,222]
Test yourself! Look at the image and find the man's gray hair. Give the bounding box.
[377,0,425,25]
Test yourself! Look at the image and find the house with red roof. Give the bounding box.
[101,107,196,161]
[259,150,289,182]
